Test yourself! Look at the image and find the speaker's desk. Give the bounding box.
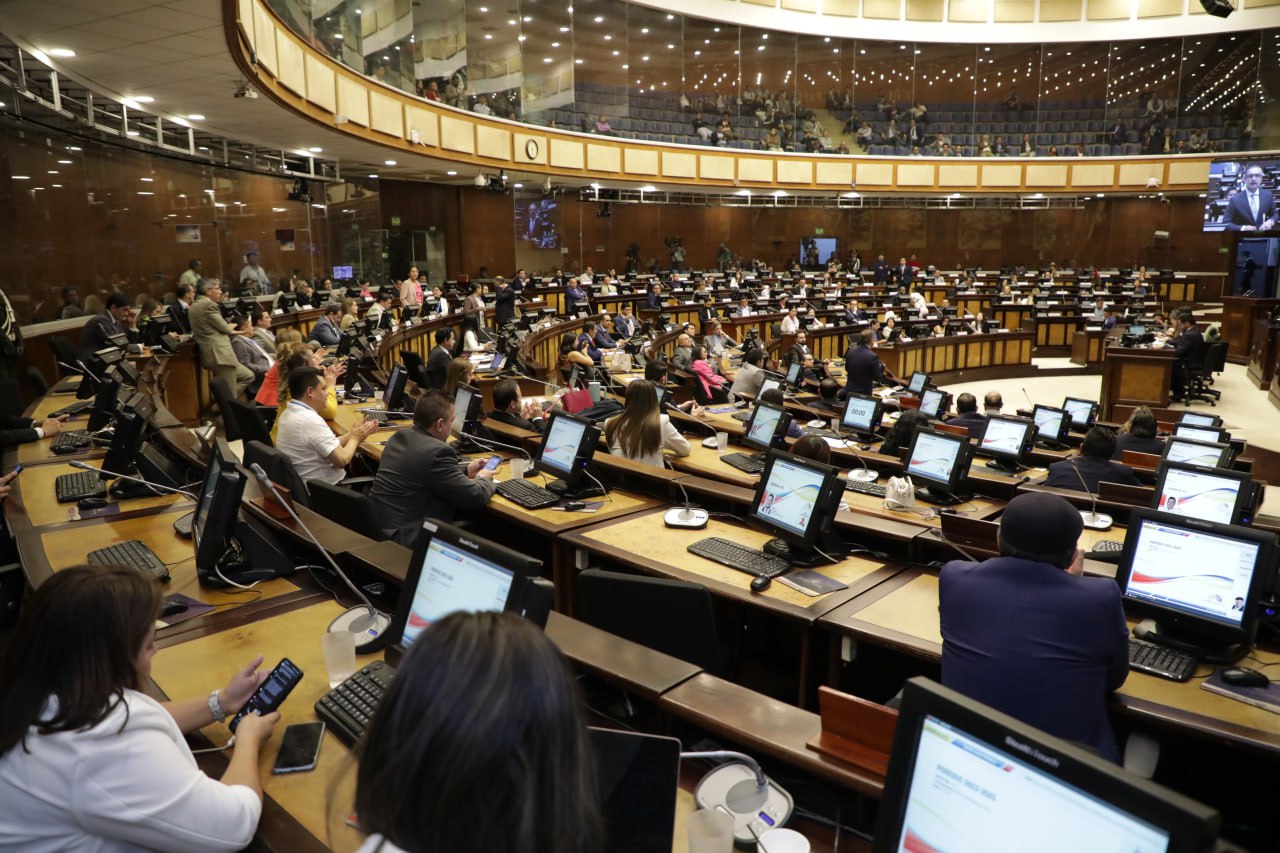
[1100,343,1175,421]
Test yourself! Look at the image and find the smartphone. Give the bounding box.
[9,464,22,478]
[271,721,325,774]
[228,658,303,732]
[483,454,501,471]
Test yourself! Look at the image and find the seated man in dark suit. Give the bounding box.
[1168,313,1204,400]
[946,392,988,438]
[308,303,342,347]
[79,293,137,364]
[576,321,604,364]
[487,377,548,433]
[424,327,456,391]
[1044,427,1141,492]
[367,390,498,546]
[939,492,1129,762]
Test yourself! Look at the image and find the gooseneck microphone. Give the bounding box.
[455,428,535,463]
[1069,458,1113,530]
[68,460,197,500]
[248,463,392,653]
[838,436,879,483]
[662,459,709,529]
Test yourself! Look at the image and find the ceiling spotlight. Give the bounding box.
[384,160,397,166]
[475,173,488,188]
[187,114,205,120]
[132,95,155,103]
[48,48,76,57]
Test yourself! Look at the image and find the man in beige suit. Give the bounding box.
[190,278,254,398]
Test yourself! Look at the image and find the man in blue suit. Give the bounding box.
[1224,164,1277,232]
[871,254,891,284]
[842,331,884,395]
[939,492,1130,762]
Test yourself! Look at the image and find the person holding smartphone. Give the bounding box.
[0,564,281,850]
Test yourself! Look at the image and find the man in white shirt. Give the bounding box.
[178,259,201,289]
[780,308,800,335]
[275,367,377,484]
[238,252,272,294]
[579,266,595,286]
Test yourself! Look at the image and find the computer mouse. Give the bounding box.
[77,497,108,510]
[750,574,773,593]
[1220,667,1270,688]
[160,599,189,618]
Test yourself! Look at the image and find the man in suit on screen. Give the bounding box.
[1225,164,1277,232]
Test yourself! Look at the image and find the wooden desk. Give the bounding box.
[669,441,760,489]
[6,457,189,531]
[1070,328,1111,368]
[1100,344,1174,421]
[1221,296,1280,366]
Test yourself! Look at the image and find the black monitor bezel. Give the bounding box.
[1173,423,1229,445]
[535,410,601,487]
[99,399,150,478]
[384,364,407,410]
[1062,396,1098,430]
[906,370,929,394]
[1116,507,1274,648]
[977,414,1036,464]
[756,370,785,399]
[451,382,484,436]
[917,388,948,420]
[1031,404,1070,443]
[840,393,884,436]
[872,677,1220,853]
[1177,411,1223,429]
[1151,460,1253,526]
[785,360,804,387]
[904,426,973,494]
[194,439,246,574]
[748,449,844,553]
[742,401,792,453]
[1161,437,1233,468]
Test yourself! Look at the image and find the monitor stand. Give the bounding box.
[763,535,846,569]
[914,485,965,507]
[1134,618,1248,665]
[453,434,490,455]
[1035,438,1067,451]
[984,457,1024,476]
[546,478,606,501]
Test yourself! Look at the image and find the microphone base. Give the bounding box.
[848,468,879,483]
[1080,510,1113,531]
[664,507,709,529]
[328,607,393,654]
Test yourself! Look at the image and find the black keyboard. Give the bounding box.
[731,410,751,422]
[86,540,170,582]
[50,400,92,418]
[55,470,107,503]
[316,660,396,746]
[687,536,789,578]
[721,452,765,474]
[845,478,887,497]
[356,408,413,425]
[1128,638,1197,682]
[1086,539,1125,564]
[496,478,560,509]
[50,430,94,453]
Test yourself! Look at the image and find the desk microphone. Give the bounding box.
[457,428,535,464]
[684,750,794,847]
[1022,387,1034,410]
[662,459,708,529]
[1069,458,1113,530]
[248,463,392,653]
[68,460,197,500]
[836,435,879,483]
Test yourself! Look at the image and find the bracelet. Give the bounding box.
[208,690,227,723]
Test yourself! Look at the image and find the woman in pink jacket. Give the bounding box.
[689,345,729,404]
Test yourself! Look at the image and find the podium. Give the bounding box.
[1099,344,1174,421]
[1248,319,1280,390]
[1221,296,1280,365]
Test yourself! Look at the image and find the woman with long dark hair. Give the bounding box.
[0,565,279,850]
[353,611,601,853]
[603,378,690,467]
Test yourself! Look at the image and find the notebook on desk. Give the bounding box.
[1200,670,1280,715]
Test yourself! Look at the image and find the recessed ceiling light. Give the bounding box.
[187,114,205,120]
[309,147,322,152]
[272,207,285,212]
[12,175,29,180]
[136,191,153,196]
[132,95,154,103]
[48,48,76,57]
[447,170,457,176]
[368,174,378,178]
[513,183,523,188]
[140,176,153,182]
[384,160,397,166]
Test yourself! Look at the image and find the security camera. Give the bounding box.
[1146,177,1160,188]
[233,84,257,99]
[541,177,553,194]
[474,173,488,188]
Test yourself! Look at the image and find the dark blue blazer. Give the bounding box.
[871,260,891,283]
[940,556,1130,762]
[1224,188,1276,230]
[947,410,988,439]
[842,344,883,395]
[1044,455,1141,492]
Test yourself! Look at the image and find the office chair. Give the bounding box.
[576,568,727,676]
[306,480,386,540]
[47,336,81,377]
[225,398,273,447]
[0,380,23,418]
[400,349,427,387]
[243,440,311,508]
[25,366,49,396]
[1184,341,1226,406]
[208,377,241,441]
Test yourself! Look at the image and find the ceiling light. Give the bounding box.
[12,175,29,180]
[513,183,523,188]
[132,95,154,103]
[639,185,656,192]
[595,15,603,22]
[447,170,457,176]
[384,159,397,166]
[140,176,153,182]
[272,207,285,212]
[48,48,76,57]
[47,170,58,174]
[309,147,322,153]
[368,174,378,179]
[57,159,71,164]
[136,191,153,196]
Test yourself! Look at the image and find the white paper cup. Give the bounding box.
[758,828,810,853]
[687,808,734,853]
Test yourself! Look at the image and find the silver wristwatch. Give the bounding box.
[208,690,227,723]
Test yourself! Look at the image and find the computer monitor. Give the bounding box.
[590,728,681,853]
[1031,404,1069,446]
[383,364,407,411]
[99,396,153,478]
[536,411,604,499]
[389,519,539,655]
[1062,397,1097,431]
[1152,461,1252,525]
[1178,411,1222,429]
[1117,508,1275,658]
[749,449,846,567]
[784,360,804,388]
[332,265,354,280]
[1162,437,1233,468]
[1129,324,1147,336]
[742,402,792,454]
[840,393,884,440]
[977,415,1036,474]
[906,371,929,395]
[1173,424,1228,445]
[86,378,121,431]
[193,439,248,584]
[917,388,947,420]
[757,371,785,399]
[451,383,483,438]
[872,677,1220,853]
[904,427,973,506]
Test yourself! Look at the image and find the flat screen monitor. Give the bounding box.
[904,427,973,505]
[872,677,1220,853]
[391,519,537,655]
[193,439,246,578]
[757,371,784,399]
[1173,424,1228,445]
[1128,324,1147,336]
[1152,461,1252,525]
[1032,404,1069,444]
[906,371,929,394]
[99,400,151,478]
[383,364,406,411]
[332,265,354,279]
[840,393,884,438]
[1162,437,1233,468]
[1117,508,1275,652]
[1203,158,1280,233]
[451,383,483,437]
[743,402,791,453]
[535,411,600,493]
[978,415,1035,467]
[87,378,121,431]
[1178,411,1222,429]
[590,728,681,853]
[1062,397,1097,430]
[785,360,803,387]
[917,388,947,420]
[749,449,844,558]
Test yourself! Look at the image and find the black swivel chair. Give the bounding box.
[208,377,240,441]
[48,336,81,377]
[306,480,386,540]
[400,349,427,387]
[226,398,273,447]
[243,440,311,508]
[25,366,49,396]
[1184,340,1226,406]
[576,568,728,677]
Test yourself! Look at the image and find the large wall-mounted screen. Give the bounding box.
[1204,158,1279,233]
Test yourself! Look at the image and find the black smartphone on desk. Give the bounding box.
[228,658,303,732]
[272,722,325,774]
